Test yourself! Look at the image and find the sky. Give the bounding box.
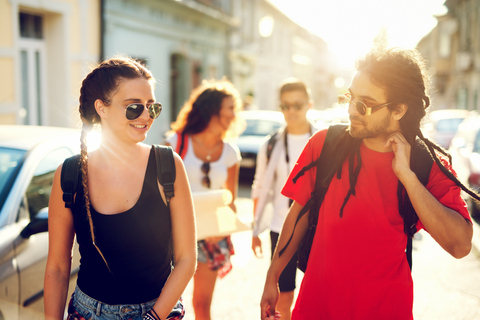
[270,0,448,69]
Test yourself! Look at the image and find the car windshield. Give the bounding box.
[436,118,465,133]
[242,119,283,136]
[0,147,26,212]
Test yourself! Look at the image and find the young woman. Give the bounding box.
[44,57,197,320]
[166,79,242,320]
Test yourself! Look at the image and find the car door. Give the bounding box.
[14,147,73,319]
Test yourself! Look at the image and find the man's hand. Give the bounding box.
[384,131,415,183]
[252,236,264,258]
[260,279,281,320]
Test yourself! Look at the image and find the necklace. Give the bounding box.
[193,137,222,161]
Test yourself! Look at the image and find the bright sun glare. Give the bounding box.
[271,0,447,69]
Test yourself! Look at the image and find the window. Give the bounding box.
[25,148,72,219]
[19,13,43,39]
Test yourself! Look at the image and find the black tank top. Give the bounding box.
[72,147,173,304]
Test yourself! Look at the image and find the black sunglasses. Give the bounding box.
[279,102,307,111]
[201,162,211,188]
[338,93,393,116]
[125,103,162,120]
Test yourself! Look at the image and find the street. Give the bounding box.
[179,181,480,320]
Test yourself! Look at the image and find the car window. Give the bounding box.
[474,130,480,153]
[242,119,283,136]
[25,147,73,219]
[0,148,26,212]
[436,118,465,133]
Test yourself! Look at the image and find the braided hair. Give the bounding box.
[78,56,154,270]
[339,47,480,226]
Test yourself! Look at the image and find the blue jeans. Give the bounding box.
[68,286,184,320]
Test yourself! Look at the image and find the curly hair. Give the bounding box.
[169,78,242,139]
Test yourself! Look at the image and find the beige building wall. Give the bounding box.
[0,0,100,127]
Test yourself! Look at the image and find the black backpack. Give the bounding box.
[278,124,433,272]
[60,145,176,208]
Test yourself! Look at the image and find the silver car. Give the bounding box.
[0,125,81,319]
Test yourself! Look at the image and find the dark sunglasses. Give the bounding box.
[201,162,211,189]
[125,103,162,120]
[279,102,307,111]
[338,93,393,116]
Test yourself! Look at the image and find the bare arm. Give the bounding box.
[224,162,240,213]
[44,165,76,320]
[260,201,309,319]
[151,153,197,319]
[385,131,473,258]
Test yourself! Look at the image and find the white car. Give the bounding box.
[0,125,81,319]
[422,109,471,149]
[235,110,285,178]
[449,112,480,219]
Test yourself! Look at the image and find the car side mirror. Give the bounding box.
[20,207,49,238]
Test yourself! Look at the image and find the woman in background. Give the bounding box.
[166,79,242,320]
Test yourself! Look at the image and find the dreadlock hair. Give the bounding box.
[169,78,242,139]
[340,47,480,229]
[78,56,155,271]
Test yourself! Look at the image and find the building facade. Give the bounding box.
[0,0,101,127]
[417,0,480,111]
[230,0,337,112]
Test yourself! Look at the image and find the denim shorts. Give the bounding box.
[67,286,184,320]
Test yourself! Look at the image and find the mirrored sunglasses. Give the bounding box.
[125,103,162,120]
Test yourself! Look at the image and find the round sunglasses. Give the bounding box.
[338,93,393,116]
[125,103,162,120]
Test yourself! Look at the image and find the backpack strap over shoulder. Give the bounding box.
[154,145,176,206]
[175,131,188,160]
[60,154,82,209]
[403,139,433,269]
[279,125,353,271]
[266,130,279,163]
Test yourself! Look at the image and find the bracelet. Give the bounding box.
[143,309,161,320]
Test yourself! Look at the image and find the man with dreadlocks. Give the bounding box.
[260,47,480,320]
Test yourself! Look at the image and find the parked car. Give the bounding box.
[448,112,480,218]
[235,110,285,179]
[422,109,471,149]
[0,125,81,319]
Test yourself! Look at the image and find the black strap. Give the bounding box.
[154,145,176,206]
[60,154,81,208]
[403,139,433,269]
[278,125,352,257]
[266,131,279,163]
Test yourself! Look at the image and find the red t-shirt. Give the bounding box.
[282,129,470,320]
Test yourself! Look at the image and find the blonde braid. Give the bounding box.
[80,123,112,273]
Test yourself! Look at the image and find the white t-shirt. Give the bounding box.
[252,132,311,233]
[166,133,241,192]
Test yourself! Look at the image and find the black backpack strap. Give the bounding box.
[60,154,81,209]
[154,145,176,206]
[266,130,279,163]
[403,139,434,269]
[278,125,353,268]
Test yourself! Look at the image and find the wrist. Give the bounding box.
[143,309,161,320]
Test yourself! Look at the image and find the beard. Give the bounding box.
[348,113,391,139]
